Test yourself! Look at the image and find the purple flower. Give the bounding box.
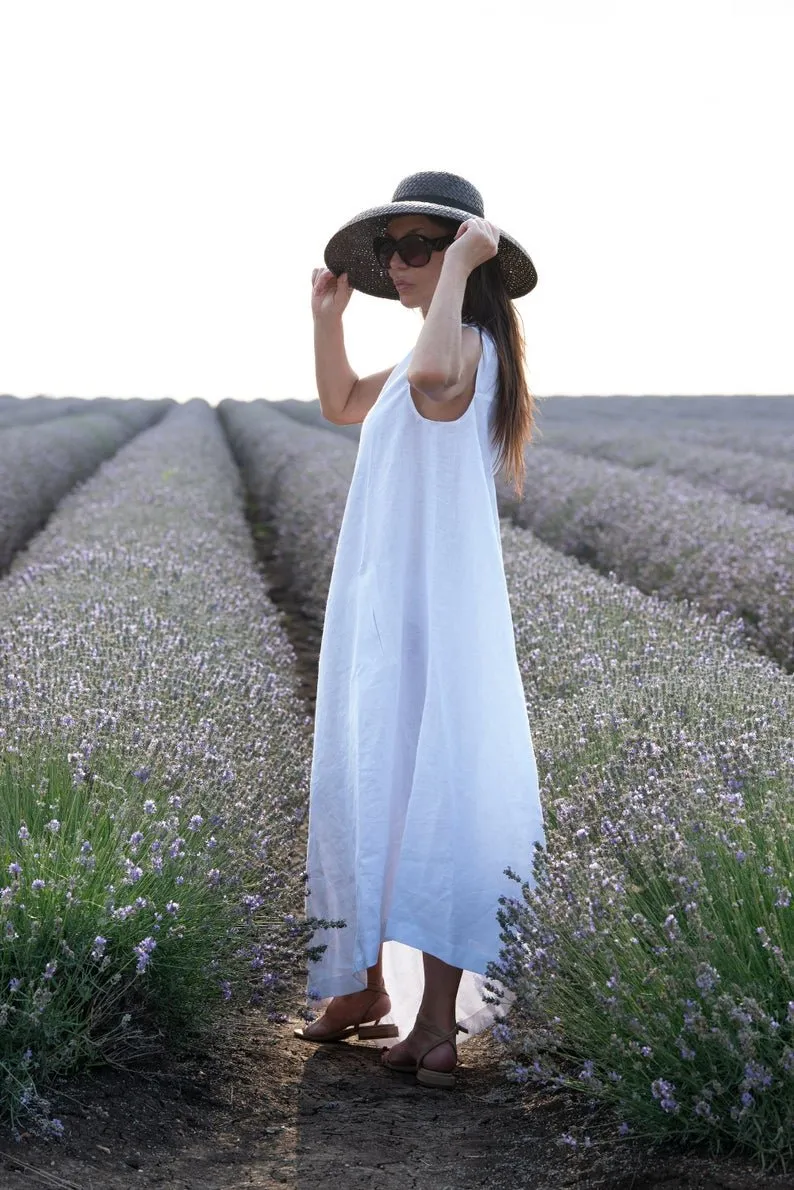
[695,964,720,993]
[91,936,107,959]
[42,960,57,980]
[31,878,45,891]
[44,819,61,834]
[7,862,21,877]
[133,936,157,973]
[742,1060,772,1091]
[188,814,204,831]
[143,799,156,814]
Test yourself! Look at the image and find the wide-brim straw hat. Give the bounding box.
[324,170,538,301]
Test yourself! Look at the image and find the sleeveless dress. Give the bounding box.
[304,323,546,1048]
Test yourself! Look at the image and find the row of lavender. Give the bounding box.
[532,423,794,514]
[537,395,794,458]
[0,394,172,430]
[494,445,794,672]
[0,399,173,573]
[0,401,324,1137]
[272,397,794,672]
[220,397,793,1165]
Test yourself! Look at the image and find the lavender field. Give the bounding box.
[1,393,792,1173]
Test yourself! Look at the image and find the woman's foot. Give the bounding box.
[380,1017,457,1073]
[300,985,391,1040]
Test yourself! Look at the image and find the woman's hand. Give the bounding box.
[312,267,354,321]
[443,216,500,275]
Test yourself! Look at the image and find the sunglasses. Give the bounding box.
[373,232,456,270]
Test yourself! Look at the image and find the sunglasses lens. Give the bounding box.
[399,235,431,266]
[374,238,394,268]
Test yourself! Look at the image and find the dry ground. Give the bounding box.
[2,1007,792,1190]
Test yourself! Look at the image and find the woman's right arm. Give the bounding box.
[311,268,395,425]
[312,268,357,424]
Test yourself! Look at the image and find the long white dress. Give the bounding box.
[304,323,546,1048]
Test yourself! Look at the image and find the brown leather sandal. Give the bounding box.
[380,1012,469,1087]
[293,982,399,1043]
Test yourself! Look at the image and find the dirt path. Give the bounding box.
[2,514,791,1189]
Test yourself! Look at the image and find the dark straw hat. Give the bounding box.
[324,170,538,301]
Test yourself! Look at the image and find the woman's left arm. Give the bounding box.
[407,256,470,390]
[408,216,500,392]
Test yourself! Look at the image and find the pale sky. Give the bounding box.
[1,0,792,402]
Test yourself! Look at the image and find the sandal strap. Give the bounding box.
[415,1012,468,1037]
[358,983,389,1019]
[413,1012,469,1063]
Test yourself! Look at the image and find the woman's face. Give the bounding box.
[384,214,457,317]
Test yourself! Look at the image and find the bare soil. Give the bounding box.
[1,512,790,1190]
[1,1008,791,1190]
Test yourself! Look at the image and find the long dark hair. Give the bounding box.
[433,216,538,499]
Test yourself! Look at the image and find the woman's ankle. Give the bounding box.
[416,1006,456,1032]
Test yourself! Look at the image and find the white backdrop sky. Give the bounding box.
[1,0,792,403]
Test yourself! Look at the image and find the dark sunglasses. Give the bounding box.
[373,232,456,269]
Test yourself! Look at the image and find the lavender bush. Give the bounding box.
[495,446,794,672]
[532,425,794,514]
[0,396,87,429]
[0,400,338,1137]
[219,398,360,626]
[672,423,794,461]
[0,395,170,431]
[490,520,793,1168]
[0,401,171,573]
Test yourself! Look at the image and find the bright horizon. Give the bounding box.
[1,0,792,404]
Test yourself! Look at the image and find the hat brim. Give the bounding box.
[324,201,538,300]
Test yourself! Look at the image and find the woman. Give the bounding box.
[294,171,545,1089]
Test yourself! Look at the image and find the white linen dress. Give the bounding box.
[304,323,546,1048]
